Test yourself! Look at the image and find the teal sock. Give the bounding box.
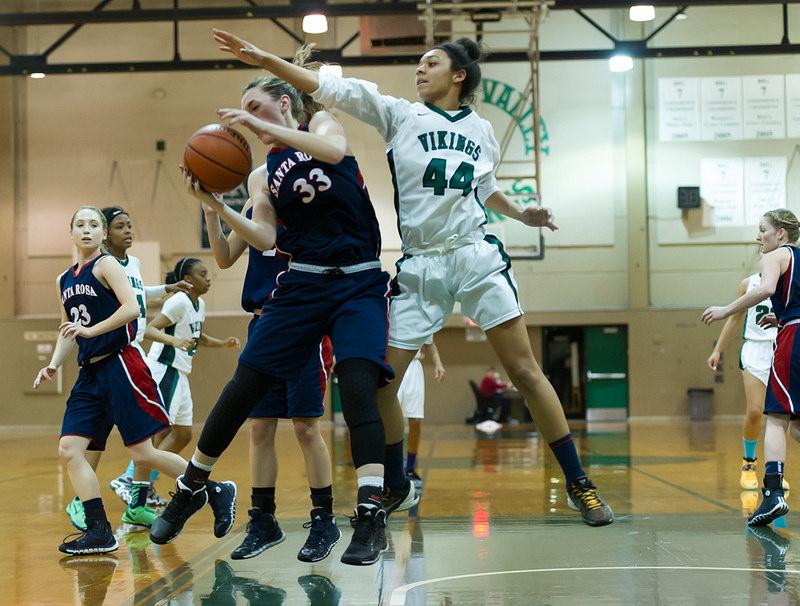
[774,515,788,529]
[124,460,135,479]
[149,469,159,483]
[743,438,757,461]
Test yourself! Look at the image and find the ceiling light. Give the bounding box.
[302,14,328,34]
[629,5,655,22]
[676,12,688,20]
[319,64,342,78]
[609,54,633,72]
[30,72,45,79]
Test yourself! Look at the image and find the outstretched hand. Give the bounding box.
[520,206,558,231]
[217,108,278,145]
[701,306,729,325]
[213,29,269,67]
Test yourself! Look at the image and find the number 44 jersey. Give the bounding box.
[59,254,136,365]
[745,273,777,342]
[265,124,382,267]
[311,73,503,253]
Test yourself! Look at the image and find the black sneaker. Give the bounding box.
[58,519,119,555]
[298,509,341,562]
[298,574,342,605]
[748,487,789,527]
[566,477,614,527]
[241,582,287,605]
[207,480,237,538]
[382,480,419,516]
[230,509,286,560]
[340,504,387,566]
[149,477,209,544]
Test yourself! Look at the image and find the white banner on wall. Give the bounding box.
[786,74,800,138]
[659,78,700,142]
[700,158,745,226]
[744,156,787,225]
[743,75,786,139]
[701,77,743,140]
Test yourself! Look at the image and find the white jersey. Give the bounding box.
[744,273,777,342]
[119,255,147,344]
[148,292,205,374]
[313,73,501,252]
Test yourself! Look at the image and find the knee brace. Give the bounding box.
[336,359,385,468]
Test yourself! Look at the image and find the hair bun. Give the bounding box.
[453,37,482,62]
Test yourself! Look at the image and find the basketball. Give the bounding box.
[183,124,251,193]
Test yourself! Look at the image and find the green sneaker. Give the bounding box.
[122,505,157,528]
[66,496,87,532]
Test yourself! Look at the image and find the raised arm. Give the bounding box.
[707,278,748,370]
[213,29,410,140]
[702,248,789,324]
[184,168,277,252]
[204,199,250,268]
[217,110,349,165]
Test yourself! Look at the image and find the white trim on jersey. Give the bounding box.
[785,250,794,308]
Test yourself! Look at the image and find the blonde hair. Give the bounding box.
[242,44,327,124]
[763,208,800,244]
[70,205,107,230]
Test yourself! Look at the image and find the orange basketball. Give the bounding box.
[183,124,252,193]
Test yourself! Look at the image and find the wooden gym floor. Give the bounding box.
[3,419,799,605]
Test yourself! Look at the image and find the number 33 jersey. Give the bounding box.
[745,273,777,342]
[265,124,382,266]
[59,254,136,365]
[312,73,502,252]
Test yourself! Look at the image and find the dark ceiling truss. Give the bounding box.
[1,1,799,76]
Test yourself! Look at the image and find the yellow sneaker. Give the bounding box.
[740,459,759,490]
[783,478,791,491]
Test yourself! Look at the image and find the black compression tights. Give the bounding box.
[336,358,385,468]
[197,364,276,459]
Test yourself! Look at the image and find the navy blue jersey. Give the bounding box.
[772,245,800,324]
[241,206,290,313]
[265,125,382,265]
[60,254,136,365]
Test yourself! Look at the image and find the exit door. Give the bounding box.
[543,325,629,420]
[583,325,628,421]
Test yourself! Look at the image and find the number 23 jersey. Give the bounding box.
[265,124,382,266]
[59,254,136,365]
[745,273,776,342]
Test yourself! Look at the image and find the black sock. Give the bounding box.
[82,498,108,524]
[765,473,783,491]
[183,461,210,489]
[385,440,406,491]
[310,485,333,515]
[357,484,383,508]
[252,487,276,514]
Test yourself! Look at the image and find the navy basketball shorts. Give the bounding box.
[765,323,800,419]
[248,315,334,419]
[239,267,394,384]
[61,345,171,450]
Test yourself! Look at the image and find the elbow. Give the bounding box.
[763,286,776,297]
[216,256,234,270]
[256,235,276,252]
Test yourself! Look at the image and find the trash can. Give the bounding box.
[688,388,713,421]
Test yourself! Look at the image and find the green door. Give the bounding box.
[583,325,628,421]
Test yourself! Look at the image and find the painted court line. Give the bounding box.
[389,565,800,605]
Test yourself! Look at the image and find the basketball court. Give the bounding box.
[3,420,798,604]
[3,1,800,604]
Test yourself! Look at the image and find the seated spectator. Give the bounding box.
[480,367,509,398]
